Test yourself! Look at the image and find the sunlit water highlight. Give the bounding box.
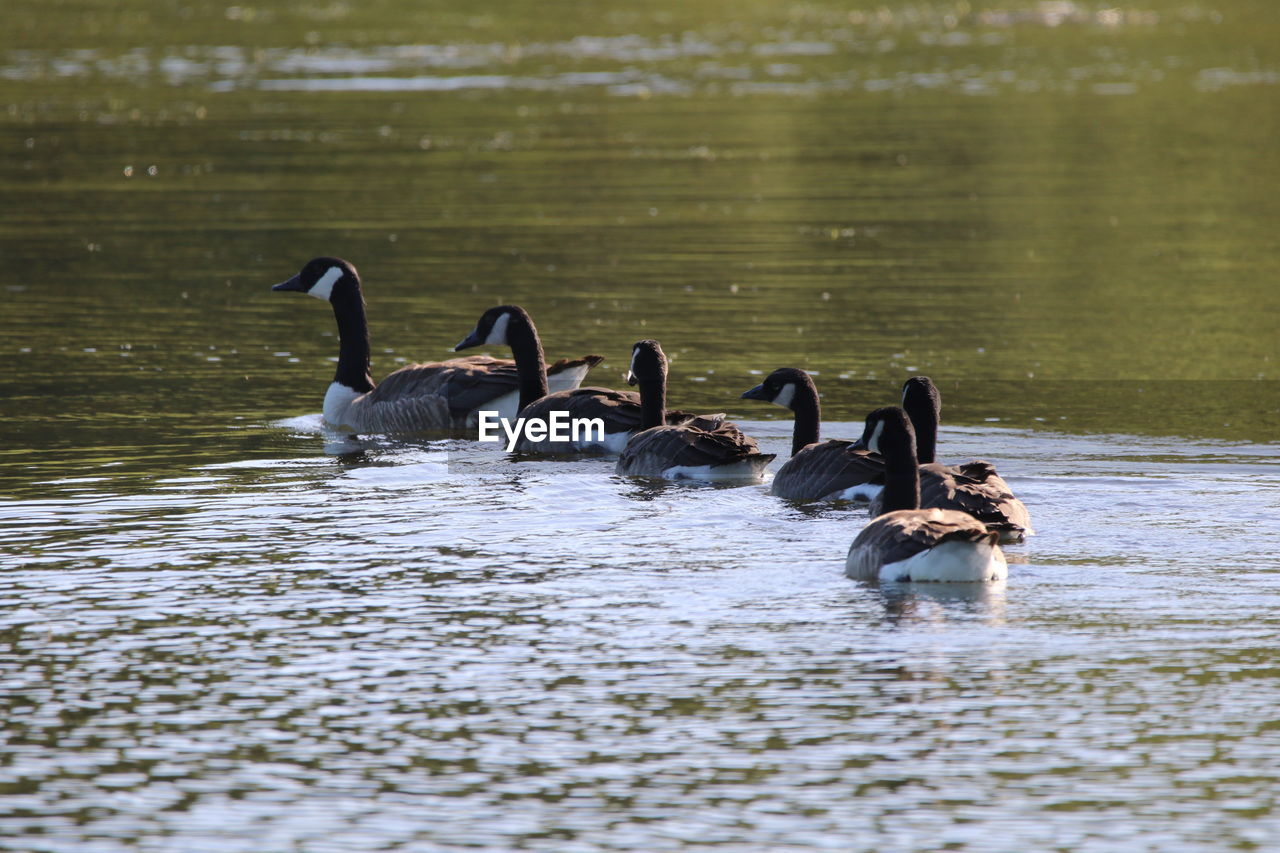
[3,5,1275,100]
[3,419,1279,849]
[3,0,1280,847]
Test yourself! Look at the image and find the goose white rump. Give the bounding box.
[845,508,1008,583]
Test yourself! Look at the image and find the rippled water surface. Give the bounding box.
[3,0,1279,849]
[4,424,1280,850]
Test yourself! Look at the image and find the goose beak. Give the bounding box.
[850,438,868,451]
[271,274,307,293]
[452,329,484,352]
[740,383,769,401]
[625,371,637,386]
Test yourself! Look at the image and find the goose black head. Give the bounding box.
[272,257,359,303]
[741,367,811,410]
[626,339,667,386]
[852,406,917,459]
[453,305,527,351]
[902,376,940,418]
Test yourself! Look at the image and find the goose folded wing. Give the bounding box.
[852,508,997,567]
[360,356,520,417]
[423,354,604,419]
[623,423,765,469]
[774,439,885,501]
[546,354,606,374]
[665,410,727,430]
[917,460,1031,532]
[547,386,646,430]
[370,354,605,418]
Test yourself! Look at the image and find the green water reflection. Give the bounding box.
[1,0,1276,490]
[1,7,1280,848]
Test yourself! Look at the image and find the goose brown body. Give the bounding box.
[332,353,602,434]
[844,407,1007,583]
[897,377,1034,543]
[272,258,601,435]
[615,340,774,481]
[741,368,883,501]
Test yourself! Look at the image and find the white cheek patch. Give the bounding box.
[772,382,796,410]
[309,266,343,301]
[484,311,511,346]
[629,348,641,381]
[867,419,885,454]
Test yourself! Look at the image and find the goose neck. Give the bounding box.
[788,377,821,455]
[904,395,938,465]
[507,310,549,412]
[637,377,667,430]
[879,444,921,513]
[331,289,374,393]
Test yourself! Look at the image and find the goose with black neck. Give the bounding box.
[455,306,723,454]
[271,257,602,434]
[845,406,1007,583]
[741,367,884,501]
[615,340,774,482]
[888,376,1034,543]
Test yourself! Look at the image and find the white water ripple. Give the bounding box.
[1,423,1279,850]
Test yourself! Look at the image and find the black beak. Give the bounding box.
[453,329,484,352]
[740,383,769,401]
[625,371,637,387]
[271,274,308,293]
[850,438,868,451]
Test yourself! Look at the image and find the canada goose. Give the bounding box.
[615,340,775,481]
[271,257,601,434]
[741,367,884,501]
[454,306,721,454]
[889,376,1034,543]
[845,406,1007,583]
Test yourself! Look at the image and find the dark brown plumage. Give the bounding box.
[770,440,885,501]
[898,377,1034,543]
[272,258,602,434]
[844,407,1007,583]
[616,420,774,480]
[615,339,774,481]
[361,354,605,432]
[846,507,1002,583]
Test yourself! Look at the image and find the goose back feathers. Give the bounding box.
[898,376,1034,543]
[616,340,774,481]
[617,421,775,481]
[767,439,885,502]
[341,353,601,434]
[870,460,1034,543]
[845,407,1007,583]
[846,507,1006,584]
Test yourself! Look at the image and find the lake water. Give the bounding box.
[2,1,1279,849]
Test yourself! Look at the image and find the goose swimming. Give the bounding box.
[615,340,774,482]
[271,257,601,434]
[845,406,1007,583]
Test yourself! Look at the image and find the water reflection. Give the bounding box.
[3,4,1273,108]
[876,579,1009,627]
[1,422,1277,848]
[3,0,1280,848]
